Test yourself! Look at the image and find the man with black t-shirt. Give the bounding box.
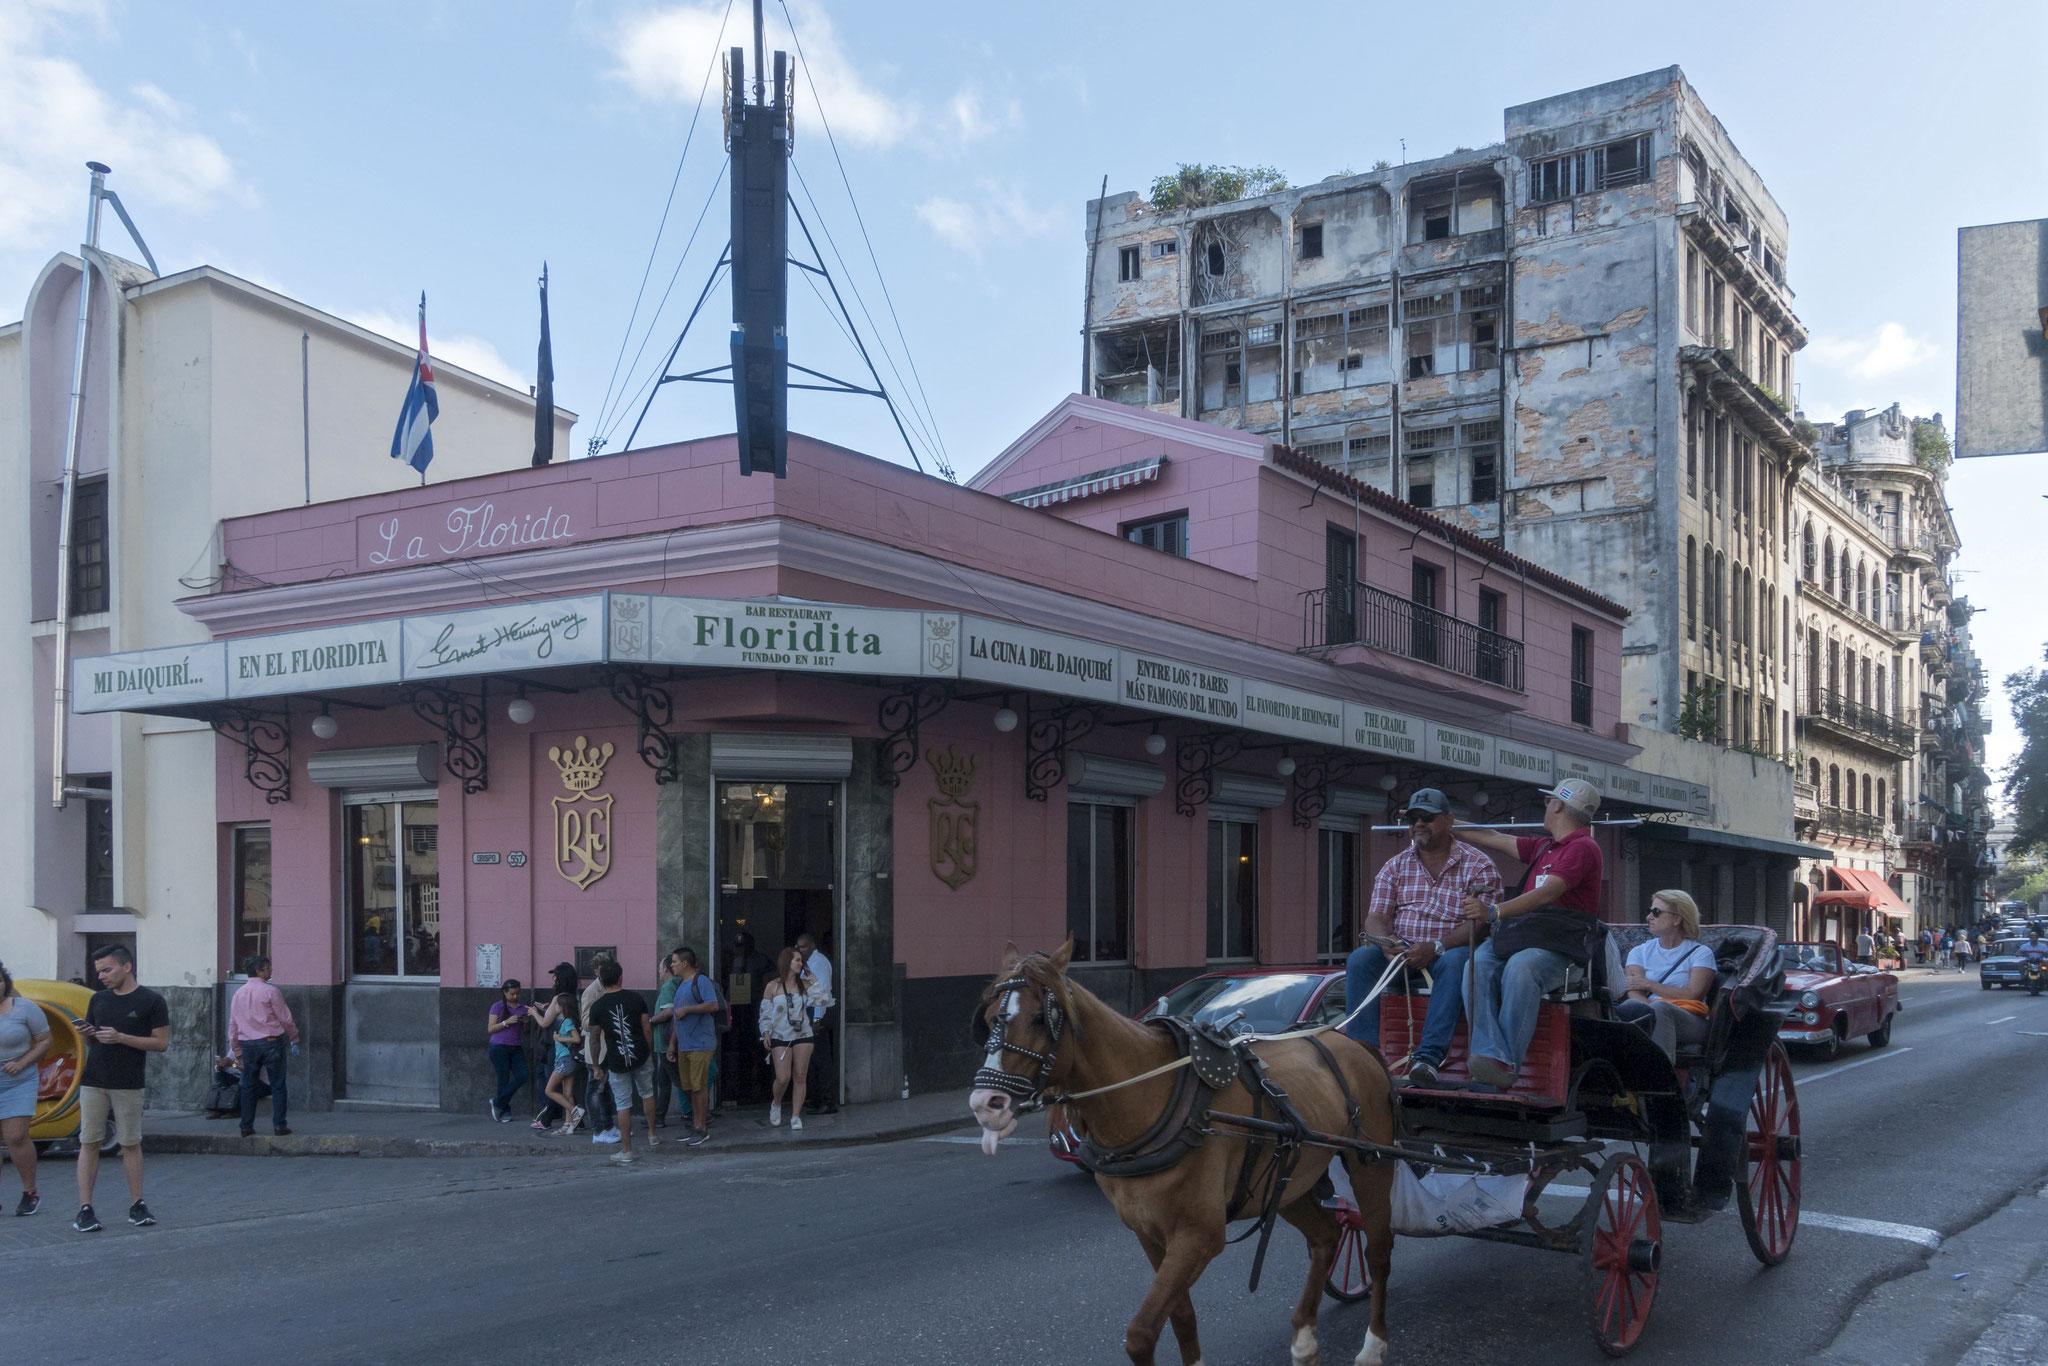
[73,945,169,1232]
[587,960,656,1165]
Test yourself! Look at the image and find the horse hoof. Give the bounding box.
[1353,1328,1389,1366]
[1291,1324,1322,1365]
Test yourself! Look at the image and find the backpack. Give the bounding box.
[688,975,731,1038]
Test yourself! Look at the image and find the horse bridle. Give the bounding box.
[970,974,1069,1107]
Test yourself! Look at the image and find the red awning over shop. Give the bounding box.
[1813,867,1911,918]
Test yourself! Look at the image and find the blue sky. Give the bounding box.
[3,0,2044,778]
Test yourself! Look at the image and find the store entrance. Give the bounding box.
[341,794,441,1105]
[715,781,836,1108]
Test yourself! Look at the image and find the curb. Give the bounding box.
[141,1113,976,1160]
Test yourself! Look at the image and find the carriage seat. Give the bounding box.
[1604,923,1776,1064]
[1540,924,1626,1016]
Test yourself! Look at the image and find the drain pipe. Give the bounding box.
[50,162,110,811]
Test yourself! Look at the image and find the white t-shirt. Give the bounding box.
[805,950,833,1021]
[1627,939,1717,988]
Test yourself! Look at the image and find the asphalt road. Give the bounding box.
[6,970,2046,1366]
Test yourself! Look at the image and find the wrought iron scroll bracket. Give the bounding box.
[605,666,681,784]
[212,706,292,805]
[1290,751,1368,829]
[1023,698,1104,802]
[409,683,488,794]
[878,681,951,787]
[1175,730,1245,817]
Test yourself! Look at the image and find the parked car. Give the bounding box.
[1978,938,2048,990]
[1775,942,1900,1058]
[1047,966,1346,1167]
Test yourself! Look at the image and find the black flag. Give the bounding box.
[532,263,554,467]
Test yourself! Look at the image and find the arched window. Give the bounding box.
[1827,638,1840,696]
[1862,773,1872,813]
[1859,656,1872,709]
[1878,778,1887,821]
[1855,564,1866,616]
[1823,537,1836,597]
[1808,758,1821,788]
[1876,663,1887,717]
[1828,764,1840,807]
[1802,522,1816,581]
[1685,537,1697,641]
[1846,767,1858,810]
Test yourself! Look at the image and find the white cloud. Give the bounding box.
[1806,321,1937,381]
[346,309,528,391]
[0,0,248,254]
[915,182,1062,258]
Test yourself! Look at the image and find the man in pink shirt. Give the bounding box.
[229,956,299,1137]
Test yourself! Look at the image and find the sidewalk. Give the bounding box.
[135,1089,978,1159]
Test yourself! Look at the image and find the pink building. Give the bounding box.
[76,396,1655,1111]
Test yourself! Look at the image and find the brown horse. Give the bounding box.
[968,941,1397,1366]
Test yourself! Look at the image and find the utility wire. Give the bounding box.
[593,0,737,444]
[600,165,729,450]
[778,0,955,481]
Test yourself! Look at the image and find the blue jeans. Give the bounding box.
[239,1036,289,1131]
[1468,941,1574,1074]
[1343,942,1471,1066]
[489,1043,529,1112]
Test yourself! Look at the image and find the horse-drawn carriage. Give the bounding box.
[968,922,1800,1364]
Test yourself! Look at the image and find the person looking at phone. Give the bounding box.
[73,944,169,1233]
[1341,789,1505,1087]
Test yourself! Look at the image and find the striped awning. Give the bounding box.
[1005,457,1165,509]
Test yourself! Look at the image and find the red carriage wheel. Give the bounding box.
[1581,1153,1661,1357]
[1323,1199,1371,1304]
[1736,1041,1801,1266]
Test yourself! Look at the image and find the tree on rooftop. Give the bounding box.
[1149,164,1289,211]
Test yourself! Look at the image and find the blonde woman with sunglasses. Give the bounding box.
[1616,890,1717,1062]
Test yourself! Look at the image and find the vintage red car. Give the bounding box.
[1775,941,1900,1058]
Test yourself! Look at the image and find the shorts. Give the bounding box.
[606,1059,654,1111]
[551,1057,579,1078]
[675,1050,712,1091]
[79,1085,144,1148]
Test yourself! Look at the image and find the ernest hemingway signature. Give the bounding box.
[416,610,587,671]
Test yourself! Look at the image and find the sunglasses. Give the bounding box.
[1406,811,1443,824]
[1644,907,1668,920]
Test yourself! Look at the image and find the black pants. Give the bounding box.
[805,1022,838,1111]
[652,1045,674,1123]
[239,1037,289,1131]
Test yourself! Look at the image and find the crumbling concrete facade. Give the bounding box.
[1082,67,1805,753]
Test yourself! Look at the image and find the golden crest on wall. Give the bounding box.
[551,736,615,891]
[925,743,979,891]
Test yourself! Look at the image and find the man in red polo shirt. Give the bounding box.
[1454,778,1606,1090]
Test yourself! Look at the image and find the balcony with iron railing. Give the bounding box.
[1819,805,1885,840]
[1302,582,1524,692]
[1805,688,1916,753]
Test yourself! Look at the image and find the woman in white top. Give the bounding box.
[1615,889,1718,1063]
[759,947,831,1130]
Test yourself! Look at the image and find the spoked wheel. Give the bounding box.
[1324,1199,1371,1304]
[1581,1152,1661,1357]
[1737,1041,1801,1265]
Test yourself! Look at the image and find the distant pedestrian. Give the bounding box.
[527,963,581,1129]
[795,932,838,1116]
[760,948,830,1131]
[580,963,616,1144]
[539,991,583,1136]
[0,962,53,1216]
[1855,928,1875,963]
[665,948,719,1148]
[228,955,298,1137]
[586,961,657,1165]
[73,945,168,1233]
[1916,929,1932,965]
[649,954,678,1128]
[1954,933,1973,969]
[486,980,531,1123]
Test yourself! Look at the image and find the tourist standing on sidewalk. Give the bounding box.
[760,948,830,1130]
[540,991,583,1135]
[74,945,168,1233]
[579,962,616,1143]
[526,963,581,1129]
[587,961,657,1165]
[649,954,678,1129]
[795,933,838,1116]
[0,962,52,1216]
[666,948,719,1148]
[486,980,531,1122]
[228,956,298,1137]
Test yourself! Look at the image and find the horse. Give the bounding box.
[967,940,1397,1366]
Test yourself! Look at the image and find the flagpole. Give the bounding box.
[418,291,428,486]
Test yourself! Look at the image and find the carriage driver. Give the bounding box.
[1452,778,1607,1092]
[1342,788,1504,1087]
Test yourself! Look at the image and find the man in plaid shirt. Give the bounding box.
[1343,788,1504,1086]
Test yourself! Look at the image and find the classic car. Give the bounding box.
[1047,966,1347,1167]
[1776,942,1900,1057]
[1978,938,2048,990]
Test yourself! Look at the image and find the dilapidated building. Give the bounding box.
[1082,66,1805,752]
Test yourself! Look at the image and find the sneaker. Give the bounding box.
[14,1191,38,1217]
[683,1129,710,1147]
[1407,1057,1441,1087]
[769,1104,782,1127]
[645,1134,660,1149]
[789,1115,804,1132]
[1466,1055,1517,1090]
[489,1099,504,1122]
[607,1150,638,1166]
[73,1204,101,1233]
[273,1127,292,1137]
[128,1201,156,1227]
[593,1129,621,1145]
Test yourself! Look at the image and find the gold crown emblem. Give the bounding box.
[549,736,615,795]
[925,743,978,800]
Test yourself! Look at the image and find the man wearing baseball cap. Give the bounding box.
[1453,777,1606,1091]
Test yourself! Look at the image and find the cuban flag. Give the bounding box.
[389,293,439,475]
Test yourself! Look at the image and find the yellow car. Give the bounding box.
[15,979,94,1142]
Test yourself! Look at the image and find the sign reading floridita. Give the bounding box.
[72,589,1677,807]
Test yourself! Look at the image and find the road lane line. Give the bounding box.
[1798,1046,1913,1085]
[1986,1015,2017,1025]
[1534,1186,1941,1248]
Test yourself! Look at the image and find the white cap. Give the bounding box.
[1539,777,1601,821]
